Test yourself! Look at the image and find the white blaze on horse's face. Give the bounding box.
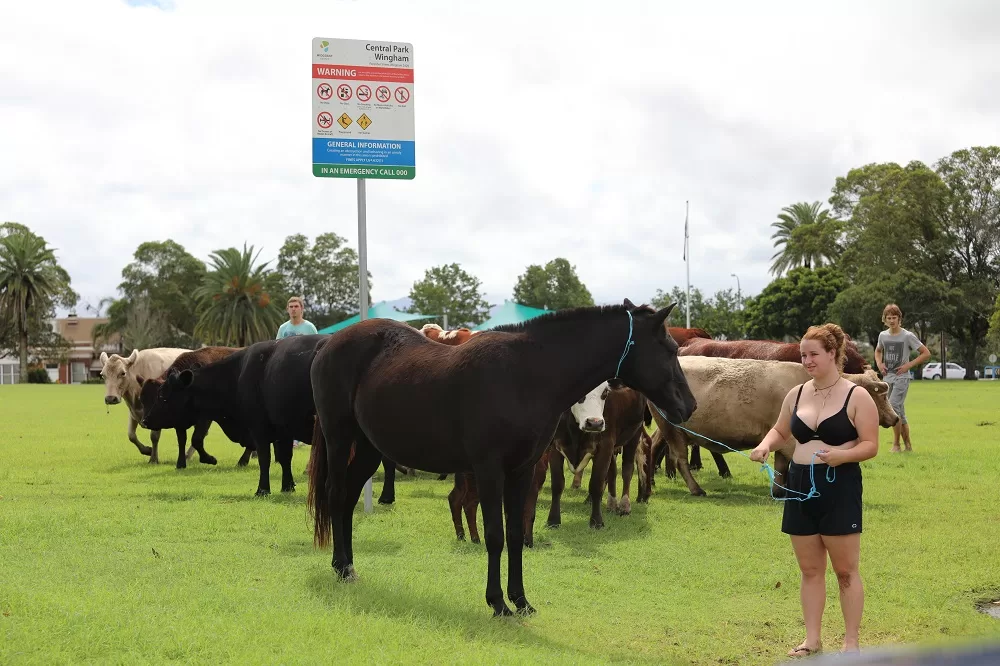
[99,349,138,406]
[571,381,611,433]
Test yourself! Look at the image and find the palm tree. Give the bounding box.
[0,227,76,382]
[769,201,842,276]
[194,244,286,347]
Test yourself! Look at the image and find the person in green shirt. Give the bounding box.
[276,296,319,450]
[276,296,318,339]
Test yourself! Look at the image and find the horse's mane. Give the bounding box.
[490,303,652,334]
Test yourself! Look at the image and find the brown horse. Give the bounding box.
[307,300,697,617]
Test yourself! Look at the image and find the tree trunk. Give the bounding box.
[941,331,947,379]
[19,325,29,384]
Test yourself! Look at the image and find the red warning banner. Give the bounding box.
[313,64,414,83]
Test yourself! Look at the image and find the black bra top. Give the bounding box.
[790,384,859,446]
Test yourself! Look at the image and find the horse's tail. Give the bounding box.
[643,401,653,428]
[307,415,332,549]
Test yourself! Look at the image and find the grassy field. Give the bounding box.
[1,381,999,665]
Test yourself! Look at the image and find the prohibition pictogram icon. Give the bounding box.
[394,86,410,104]
[356,85,371,102]
[337,84,352,101]
[317,112,333,129]
[317,83,333,100]
[375,85,391,103]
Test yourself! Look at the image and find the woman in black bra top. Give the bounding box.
[750,323,881,658]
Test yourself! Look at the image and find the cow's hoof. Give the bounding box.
[201,455,218,466]
[255,488,270,497]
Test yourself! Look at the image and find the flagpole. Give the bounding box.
[685,200,690,328]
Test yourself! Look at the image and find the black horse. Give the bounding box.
[307,299,697,617]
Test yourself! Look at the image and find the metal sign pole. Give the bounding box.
[358,177,373,514]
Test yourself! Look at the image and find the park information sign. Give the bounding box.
[312,37,415,179]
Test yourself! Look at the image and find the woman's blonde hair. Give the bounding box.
[801,322,847,371]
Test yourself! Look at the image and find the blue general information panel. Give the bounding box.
[312,139,415,166]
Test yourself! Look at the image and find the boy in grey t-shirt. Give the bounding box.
[874,304,931,452]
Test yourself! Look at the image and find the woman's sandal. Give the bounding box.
[788,643,822,658]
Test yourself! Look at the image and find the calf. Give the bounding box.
[99,347,190,464]
[648,357,898,497]
[546,380,648,530]
[136,346,253,468]
[140,334,328,496]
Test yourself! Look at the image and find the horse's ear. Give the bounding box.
[623,298,636,310]
[652,303,677,329]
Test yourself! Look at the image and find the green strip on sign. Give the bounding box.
[313,165,415,179]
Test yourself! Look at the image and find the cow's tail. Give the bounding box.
[307,415,332,549]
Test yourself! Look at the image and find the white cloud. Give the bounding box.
[2,0,999,316]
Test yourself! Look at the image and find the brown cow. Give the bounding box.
[668,327,711,345]
[647,356,898,497]
[135,346,253,468]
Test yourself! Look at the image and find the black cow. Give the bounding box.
[140,334,328,496]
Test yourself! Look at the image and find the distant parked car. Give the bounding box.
[922,362,980,380]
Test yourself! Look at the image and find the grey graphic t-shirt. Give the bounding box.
[876,328,923,374]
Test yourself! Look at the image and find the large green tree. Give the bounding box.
[95,240,206,349]
[194,244,286,347]
[826,269,958,350]
[512,258,594,310]
[275,232,371,330]
[742,266,846,340]
[769,201,843,276]
[408,263,492,328]
[829,147,1000,377]
[650,286,744,339]
[0,223,78,381]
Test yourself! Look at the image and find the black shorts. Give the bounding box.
[781,461,862,536]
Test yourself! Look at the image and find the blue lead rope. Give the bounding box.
[614,308,832,501]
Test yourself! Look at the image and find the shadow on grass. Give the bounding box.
[304,567,661,664]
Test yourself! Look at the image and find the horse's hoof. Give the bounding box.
[546,521,560,529]
[139,446,153,456]
[202,456,218,466]
[590,520,604,530]
[692,489,707,497]
[255,488,270,497]
[281,486,296,493]
[490,602,514,617]
[470,536,480,544]
[148,458,159,465]
[335,564,358,582]
[617,497,632,515]
[514,600,536,616]
[377,496,394,505]
[176,462,186,470]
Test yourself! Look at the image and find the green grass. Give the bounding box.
[1,382,999,665]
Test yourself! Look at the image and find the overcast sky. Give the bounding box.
[3,0,999,317]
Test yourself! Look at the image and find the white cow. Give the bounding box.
[99,347,190,463]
